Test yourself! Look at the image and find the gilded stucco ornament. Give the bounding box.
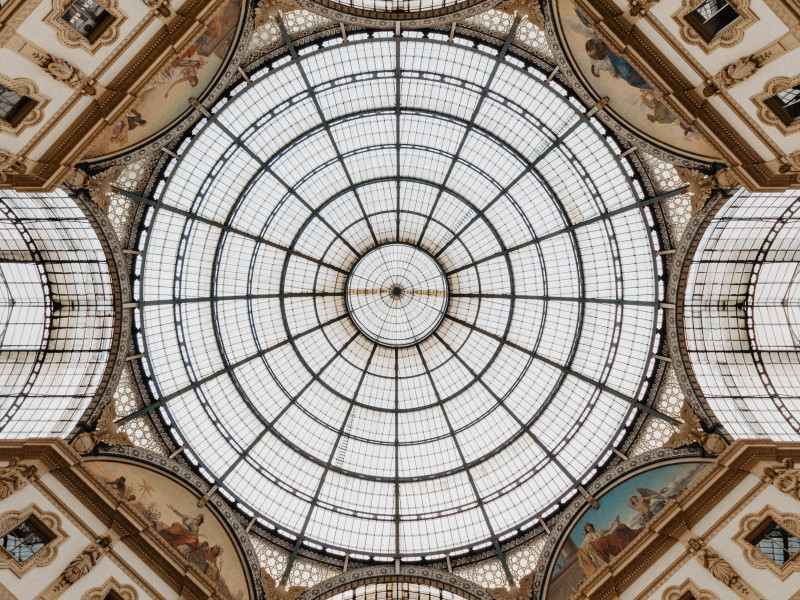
[255,0,300,26]
[32,52,97,96]
[664,401,728,455]
[71,402,132,455]
[488,569,534,600]
[38,536,114,599]
[261,568,307,600]
[142,0,171,17]
[703,50,772,97]
[762,459,800,501]
[675,167,739,215]
[628,0,659,17]
[684,537,763,600]
[495,0,544,27]
[64,166,125,213]
[0,457,38,500]
[0,151,27,183]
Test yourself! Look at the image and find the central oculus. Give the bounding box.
[345,243,449,348]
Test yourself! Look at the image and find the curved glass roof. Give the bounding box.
[134,33,662,559]
[300,0,496,21]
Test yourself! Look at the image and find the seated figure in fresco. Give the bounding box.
[578,517,642,577]
[628,488,667,525]
[158,504,205,555]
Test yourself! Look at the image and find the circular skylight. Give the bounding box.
[134,33,662,559]
[346,244,449,348]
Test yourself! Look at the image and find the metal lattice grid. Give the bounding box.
[685,189,800,440]
[0,191,114,437]
[131,31,664,561]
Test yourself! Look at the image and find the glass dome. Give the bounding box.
[296,0,499,24]
[134,33,662,560]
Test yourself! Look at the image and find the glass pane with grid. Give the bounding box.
[752,521,800,566]
[1,520,50,562]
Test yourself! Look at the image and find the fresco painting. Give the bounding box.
[544,461,710,600]
[556,0,717,160]
[86,0,242,158]
[85,459,248,600]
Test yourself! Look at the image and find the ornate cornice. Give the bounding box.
[0,439,233,600]
[0,0,232,191]
[566,0,800,191]
[297,566,497,600]
[296,0,501,27]
[530,447,705,600]
[97,444,264,600]
[551,441,800,600]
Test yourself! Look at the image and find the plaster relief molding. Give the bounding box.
[0,75,48,136]
[672,0,758,53]
[734,504,800,580]
[33,52,97,96]
[674,168,739,215]
[762,458,800,501]
[81,577,137,600]
[44,0,125,54]
[255,0,300,27]
[141,0,171,18]
[495,0,544,28]
[37,535,114,600]
[663,578,720,600]
[629,0,660,18]
[0,503,68,578]
[64,165,126,213]
[4,33,98,95]
[702,34,798,97]
[752,75,800,136]
[71,401,132,455]
[0,457,38,500]
[684,536,763,600]
[0,151,28,184]
[0,0,44,48]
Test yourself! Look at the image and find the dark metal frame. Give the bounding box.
[124,26,674,570]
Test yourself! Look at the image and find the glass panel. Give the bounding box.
[1,519,50,562]
[61,0,111,40]
[0,85,30,123]
[137,36,661,558]
[752,521,800,566]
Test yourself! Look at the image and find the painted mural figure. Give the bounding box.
[628,488,666,524]
[578,517,642,576]
[158,504,205,553]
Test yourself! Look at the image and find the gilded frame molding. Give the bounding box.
[734,504,800,580]
[0,75,48,136]
[43,0,126,54]
[0,503,68,578]
[752,75,800,135]
[663,578,721,600]
[81,577,137,600]
[672,0,757,53]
